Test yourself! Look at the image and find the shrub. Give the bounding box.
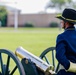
[49,22,59,27]
[24,23,34,27]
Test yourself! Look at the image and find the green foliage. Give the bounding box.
[24,23,34,27]
[51,0,65,6]
[0,6,7,19]
[47,0,73,12]
[0,6,7,27]
[49,22,59,27]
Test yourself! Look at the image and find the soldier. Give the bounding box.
[56,8,76,75]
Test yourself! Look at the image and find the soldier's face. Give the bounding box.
[60,20,66,29]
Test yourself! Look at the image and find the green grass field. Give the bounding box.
[0,27,62,74]
[0,27,61,56]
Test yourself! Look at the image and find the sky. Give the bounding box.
[0,0,52,14]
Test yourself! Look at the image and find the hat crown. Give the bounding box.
[56,8,76,24]
[62,8,76,20]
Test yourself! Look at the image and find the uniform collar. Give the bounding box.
[65,26,75,31]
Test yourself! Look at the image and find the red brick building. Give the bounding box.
[7,13,60,27]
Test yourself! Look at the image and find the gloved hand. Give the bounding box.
[66,61,76,73]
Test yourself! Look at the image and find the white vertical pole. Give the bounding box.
[14,9,18,29]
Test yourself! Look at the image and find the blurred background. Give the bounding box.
[0,0,76,28]
[0,0,76,54]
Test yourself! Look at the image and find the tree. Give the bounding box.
[46,0,73,13]
[0,6,7,27]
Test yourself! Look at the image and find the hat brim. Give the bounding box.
[56,15,76,24]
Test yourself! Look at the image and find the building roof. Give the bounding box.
[0,3,21,14]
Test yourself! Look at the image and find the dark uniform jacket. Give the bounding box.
[56,26,76,75]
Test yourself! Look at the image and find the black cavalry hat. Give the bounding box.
[56,8,76,24]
